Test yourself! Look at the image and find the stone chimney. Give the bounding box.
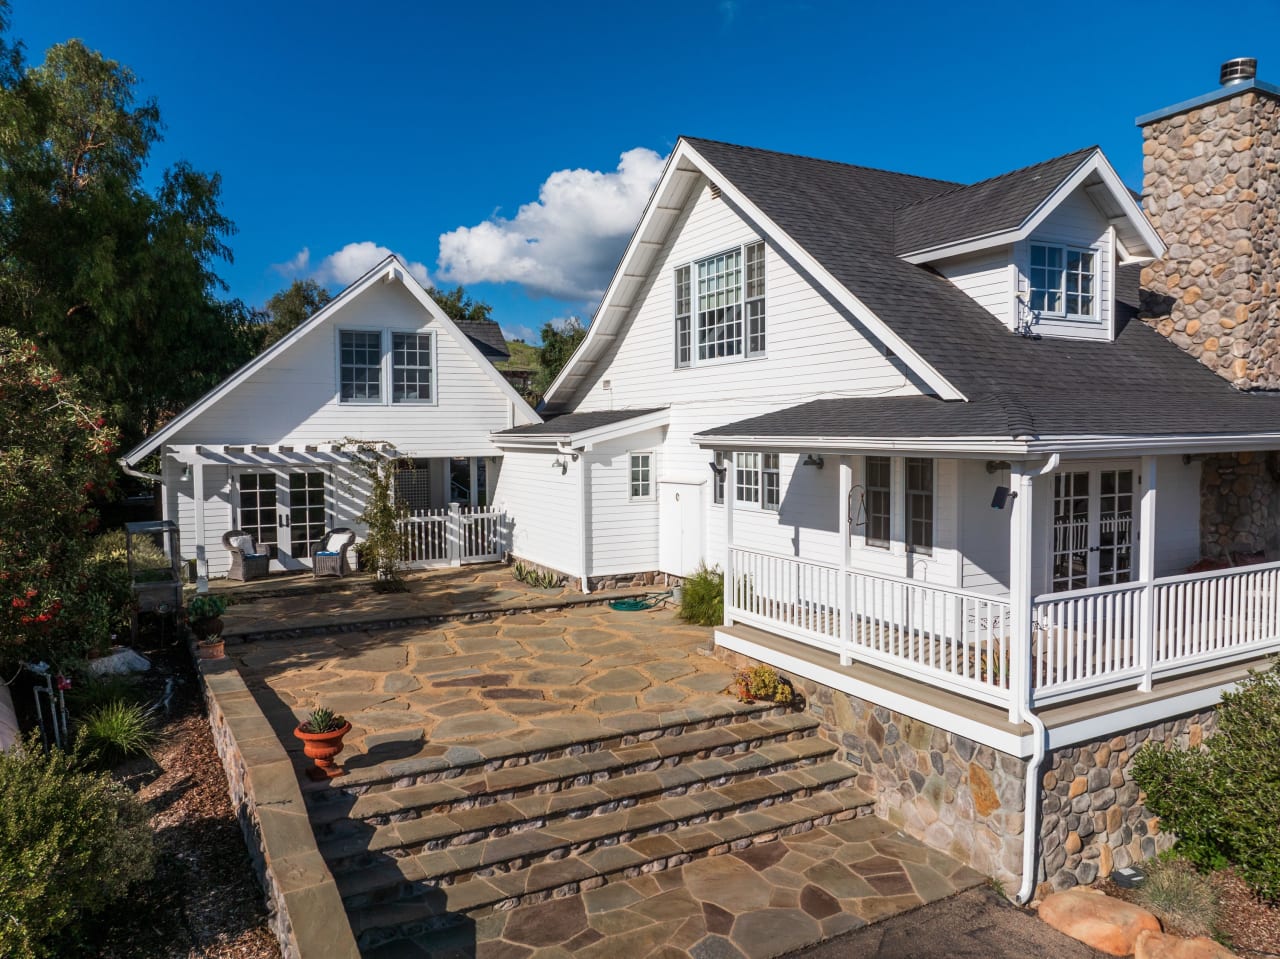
[1138,58,1280,389]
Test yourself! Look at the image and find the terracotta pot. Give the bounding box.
[293,721,352,779]
[191,616,224,641]
[196,637,225,660]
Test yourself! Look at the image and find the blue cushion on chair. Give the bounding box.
[316,550,339,556]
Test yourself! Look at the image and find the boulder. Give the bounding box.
[1135,930,1239,959]
[1038,888,1162,956]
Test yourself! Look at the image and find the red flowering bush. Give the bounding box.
[0,329,121,667]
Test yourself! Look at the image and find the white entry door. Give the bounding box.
[236,470,328,570]
[659,481,705,576]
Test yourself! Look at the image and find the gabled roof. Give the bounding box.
[492,407,669,449]
[454,319,509,361]
[123,255,539,463]
[893,147,1097,257]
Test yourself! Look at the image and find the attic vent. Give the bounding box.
[1220,57,1257,85]
[709,183,722,200]
[602,379,612,390]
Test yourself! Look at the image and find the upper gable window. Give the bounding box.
[339,329,437,404]
[1030,243,1096,320]
[675,241,766,368]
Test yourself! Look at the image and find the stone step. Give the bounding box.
[303,699,792,805]
[347,784,875,949]
[308,711,826,836]
[319,736,840,869]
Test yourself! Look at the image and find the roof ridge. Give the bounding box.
[893,145,1099,213]
[680,136,963,190]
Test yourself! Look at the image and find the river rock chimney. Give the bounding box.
[1138,59,1280,389]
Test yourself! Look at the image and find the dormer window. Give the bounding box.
[1030,243,1096,320]
[674,241,766,368]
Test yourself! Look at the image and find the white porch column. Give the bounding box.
[193,454,209,593]
[838,456,853,665]
[578,454,590,594]
[723,453,735,627]
[1138,455,1159,691]
[1007,463,1035,724]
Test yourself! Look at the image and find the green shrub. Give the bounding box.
[0,734,155,958]
[679,565,723,626]
[1133,857,1220,937]
[77,699,158,767]
[66,672,145,714]
[1133,660,1280,900]
[732,664,795,704]
[185,593,227,621]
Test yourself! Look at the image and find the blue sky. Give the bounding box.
[10,0,1280,344]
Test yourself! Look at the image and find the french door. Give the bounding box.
[237,470,328,569]
[1051,466,1135,592]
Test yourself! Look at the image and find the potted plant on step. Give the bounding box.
[293,707,352,779]
[186,594,228,659]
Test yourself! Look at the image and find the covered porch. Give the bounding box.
[702,436,1280,725]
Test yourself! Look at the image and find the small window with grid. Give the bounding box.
[713,451,726,504]
[629,452,652,499]
[745,241,766,356]
[735,452,760,505]
[1030,243,1096,319]
[391,332,433,403]
[674,265,692,369]
[906,457,933,555]
[865,456,891,549]
[339,330,382,402]
[762,452,780,511]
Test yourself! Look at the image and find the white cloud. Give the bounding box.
[273,241,432,288]
[500,324,538,345]
[436,147,666,302]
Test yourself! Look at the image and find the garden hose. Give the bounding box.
[608,591,673,612]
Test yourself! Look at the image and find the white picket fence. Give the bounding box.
[397,505,506,568]
[727,546,1280,711]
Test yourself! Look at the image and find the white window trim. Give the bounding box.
[762,452,781,512]
[629,451,654,501]
[863,454,892,550]
[852,455,935,556]
[336,327,439,406]
[1027,239,1100,324]
[673,241,767,370]
[904,456,935,557]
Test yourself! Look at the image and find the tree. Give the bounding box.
[429,285,493,324]
[0,9,253,446]
[0,329,120,667]
[534,317,586,395]
[256,278,332,350]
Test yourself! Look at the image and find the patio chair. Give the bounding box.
[313,527,356,578]
[223,529,271,582]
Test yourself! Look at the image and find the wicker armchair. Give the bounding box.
[223,529,271,581]
[313,527,356,578]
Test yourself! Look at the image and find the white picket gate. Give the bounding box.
[397,505,506,569]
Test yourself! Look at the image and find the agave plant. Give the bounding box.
[303,707,346,734]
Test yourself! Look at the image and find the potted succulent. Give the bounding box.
[187,594,228,659]
[293,706,352,779]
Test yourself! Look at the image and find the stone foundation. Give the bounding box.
[507,555,682,593]
[1198,451,1280,559]
[716,645,1219,896]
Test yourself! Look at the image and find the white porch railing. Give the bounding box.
[397,505,506,568]
[726,546,1280,712]
[728,548,1013,708]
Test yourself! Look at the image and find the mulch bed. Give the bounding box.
[1099,870,1280,959]
[92,646,281,959]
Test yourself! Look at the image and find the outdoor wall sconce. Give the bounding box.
[708,460,727,478]
[551,457,568,474]
[802,454,825,469]
[181,462,192,480]
[991,486,1016,510]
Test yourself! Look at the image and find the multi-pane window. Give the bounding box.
[679,242,765,366]
[675,265,692,368]
[339,330,382,402]
[713,451,726,505]
[629,452,652,499]
[735,452,760,504]
[865,456,891,548]
[238,473,278,555]
[1030,243,1095,319]
[391,332,433,403]
[905,458,934,555]
[762,453,781,511]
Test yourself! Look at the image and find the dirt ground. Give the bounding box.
[92,649,280,959]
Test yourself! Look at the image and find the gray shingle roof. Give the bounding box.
[892,147,1096,256]
[494,408,666,438]
[683,138,1280,443]
[454,319,509,361]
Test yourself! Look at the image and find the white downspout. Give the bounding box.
[118,457,162,484]
[1014,452,1058,905]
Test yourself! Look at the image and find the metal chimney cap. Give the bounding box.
[1221,57,1258,86]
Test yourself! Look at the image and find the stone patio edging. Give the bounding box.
[195,652,360,959]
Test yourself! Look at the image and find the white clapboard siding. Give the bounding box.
[162,280,526,454]
[1018,187,1114,342]
[584,429,664,575]
[491,451,582,576]
[935,246,1014,328]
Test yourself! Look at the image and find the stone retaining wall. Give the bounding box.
[717,646,1218,897]
[197,653,359,959]
[508,554,682,593]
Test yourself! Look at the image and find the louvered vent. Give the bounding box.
[709,183,722,200]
